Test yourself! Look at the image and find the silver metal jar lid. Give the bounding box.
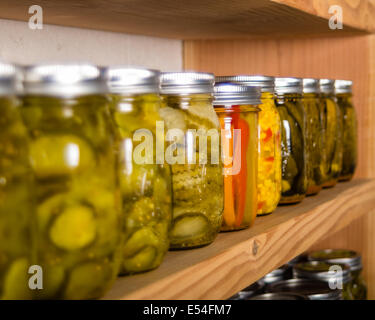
[0,62,20,96]
[215,75,275,93]
[308,249,362,272]
[229,280,266,300]
[303,78,320,94]
[335,80,353,94]
[275,77,303,95]
[104,67,160,94]
[319,79,335,94]
[160,72,214,95]
[248,293,308,300]
[262,264,293,285]
[267,279,342,301]
[294,261,352,284]
[23,63,107,97]
[213,82,261,106]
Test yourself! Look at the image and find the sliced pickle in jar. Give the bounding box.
[49,204,97,251]
[122,227,159,258]
[158,107,186,131]
[122,246,157,273]
[29,134,95,178]
[171,213,210,245]
[35,265,65,299]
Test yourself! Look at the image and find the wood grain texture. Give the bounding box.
[104,180,375,300]
[0,0,369,40]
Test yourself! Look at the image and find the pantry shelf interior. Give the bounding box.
[104,179,375,300]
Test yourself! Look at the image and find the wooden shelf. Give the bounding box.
[1,0,374,39]
[104,179,375,300]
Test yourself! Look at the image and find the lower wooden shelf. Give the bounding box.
[104,179,375,300]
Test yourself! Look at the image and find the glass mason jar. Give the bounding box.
[335,80,357,182]
[294,261,354,300]
[105,67,172,275]
[160,72,224,249]
[21,64,122,299]
[319,79,343,188]
[275,78,307,204]
[303,79,324,196]
[216,76,281,216]
[213,83,260,231]
[308,249,367,300]
[0,63,35,300]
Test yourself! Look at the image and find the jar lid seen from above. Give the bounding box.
[275,77,303,95]
[303,78,320,94]
[248,293,308,300]
[23,63,107,97]
[160,72,214,95]
[213,82,261,106]
[308,249,362,272]
[215,75,274,93]
[0,62,20,96]
[335,80,353,94]
[104,67,160,94]
[262,264,293,285]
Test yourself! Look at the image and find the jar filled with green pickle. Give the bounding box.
[213,83,260,231]
[294,261,354,300]
[105,67,172,274]
[335,80,357,182]
[275,78,307,204]
[160,72,224,249]
[216,76,281,216]
[0,63,35,300]
[21,64,122,299]
[303,79,324,196]
[308,249,367,300]
[319,79,343,188]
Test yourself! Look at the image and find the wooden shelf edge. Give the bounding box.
[104,179,375,300]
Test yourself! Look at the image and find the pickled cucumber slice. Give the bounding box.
[122,246,157,273]
[171,213,209,243]
[49,205,96,251]
[35,265,65,299]
[30,134,95,178]
[122,227,159,258]
[159,107,186,131]
[1,258,33,300]
[63,262,112,300]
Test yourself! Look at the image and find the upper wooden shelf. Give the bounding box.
[104,179,375,300]
[1,0,374,39]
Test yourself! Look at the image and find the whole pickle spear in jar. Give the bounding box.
[215,75,281,216]
[104,67,172,275]
[0,62,36,300]
[275,77,307,204]
[160,72,224,249]
[21,64,123,299]
[213,82,260,231]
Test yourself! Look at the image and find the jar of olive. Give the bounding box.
[319,79,343,188]
[303,79,324,196]
[294,261,354,300]
[308,249,367,300]
[335,80,357,182]
[105,67,172,275]
[0,63,35,300]
[216,76,281,216]
[213,83,260,231]
[275,78,307,204]
[160,72,224,249]
[21,64,122,299]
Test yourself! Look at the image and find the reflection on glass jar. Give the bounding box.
[21,64,122,299]
[303,79,324,196]
[216,76,281,216]
[105,67,172,275]
[275,78,307,204]
[335,80,357,182]
[319,79,343,188]
[0,63,35,300]
[308,249,367,300]
[213,82,260,231]
[160,72,224,249]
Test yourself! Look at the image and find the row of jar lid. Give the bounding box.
[231,249,363,301]
[0,62,352,101]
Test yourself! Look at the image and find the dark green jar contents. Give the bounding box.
[275,79,307,204]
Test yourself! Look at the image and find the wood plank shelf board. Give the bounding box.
[104,179,375,300]
[0,0,373,39]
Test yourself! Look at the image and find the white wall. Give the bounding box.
[0,19,183,71]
